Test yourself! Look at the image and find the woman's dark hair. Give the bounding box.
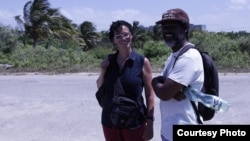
[108,20,133,42]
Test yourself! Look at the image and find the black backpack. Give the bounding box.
[174,44,219,124]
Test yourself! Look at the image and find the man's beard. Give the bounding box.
[164,32,185,48]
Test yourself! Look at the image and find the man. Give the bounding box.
[151,8,204,141]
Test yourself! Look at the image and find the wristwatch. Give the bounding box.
[146,116,155,121]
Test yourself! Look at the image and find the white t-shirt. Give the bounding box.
[160,43,204,141]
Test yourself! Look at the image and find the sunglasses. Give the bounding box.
[114,32,131,40]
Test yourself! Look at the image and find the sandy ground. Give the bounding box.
[0,73,249,141]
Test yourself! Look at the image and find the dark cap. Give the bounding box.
[156,8,189,25]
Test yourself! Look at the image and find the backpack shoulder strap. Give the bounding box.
[173,44,204,124]
[173,44,196,67]
[191,101,203,124]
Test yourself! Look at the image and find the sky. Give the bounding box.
[1,0,250,32]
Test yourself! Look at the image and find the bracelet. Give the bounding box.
[146,116,155,121]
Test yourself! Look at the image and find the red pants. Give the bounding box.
[102,124,146,141]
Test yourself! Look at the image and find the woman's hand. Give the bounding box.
[96,57,110,88]
[100,57,110,74]
[143,120,154,141]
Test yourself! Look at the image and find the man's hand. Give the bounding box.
[173,90,186,101]
[151,76,164,86]
[151,76,164,96]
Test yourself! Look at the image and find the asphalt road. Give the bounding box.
[0,73,249,141]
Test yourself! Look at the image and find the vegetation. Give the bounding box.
[0,0,250,74]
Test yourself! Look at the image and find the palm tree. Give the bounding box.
[14,15,28,46]
[79,21,99,51]
[131,21,148,48]
[46,14,84,48]
[22,0,53,47]
[149,25,162,41]
[18,0,78,48]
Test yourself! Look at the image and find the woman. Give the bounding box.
[96,20,154,141]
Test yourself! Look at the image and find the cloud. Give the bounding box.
[193,11,250,32]
[188,0,250,32]
[1,2,249,32]
[229,0,250,10]
[110,9,157,27]
[60,7,110,31]
[0,9,23,28]
[60,7,158,31]
[0,10,17,26]
[230,0,249,5]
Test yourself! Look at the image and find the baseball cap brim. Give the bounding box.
[156,19,180,25]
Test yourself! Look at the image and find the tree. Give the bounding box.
[0,25,19,54]
[131,21,148,48]
[16,0,78,48]
[148,25,162,41]
[22,0,54,47]
[79,21,99,51]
